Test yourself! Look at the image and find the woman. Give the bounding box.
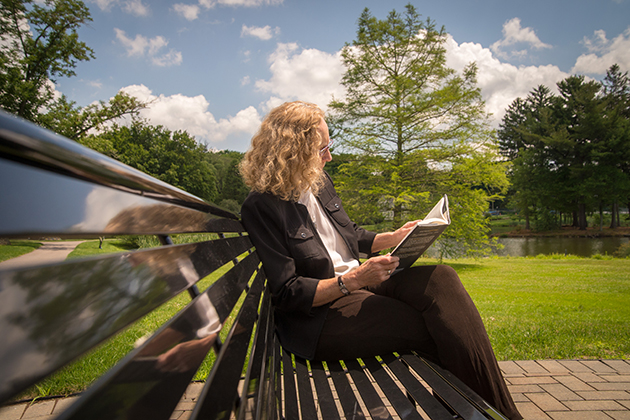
[239,101,522,420]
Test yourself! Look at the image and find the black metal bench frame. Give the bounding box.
[0,110,507,419]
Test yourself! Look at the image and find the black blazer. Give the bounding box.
[241,173,376,359]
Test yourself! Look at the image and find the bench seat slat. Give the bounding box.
[417,357,508,420]
[401,355,492,420]
[363,356,424,420]
[191,269,265,420]
[382,354,453,420]
[310,361,341,420]
[345,359,394,420]
[281,348,299,419]
[294,356,318,420]
[327,360,366,420]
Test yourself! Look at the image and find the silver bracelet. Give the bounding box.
[337,275,350,296]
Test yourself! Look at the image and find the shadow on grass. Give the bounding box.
[415,260,486,273]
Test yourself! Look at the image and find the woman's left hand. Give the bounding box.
[393,220,421,242]
[372,220,422,253]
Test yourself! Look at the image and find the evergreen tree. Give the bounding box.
[498,65,630,231]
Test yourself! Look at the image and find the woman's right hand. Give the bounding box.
[312,255,400,307]
[344,254,399,289]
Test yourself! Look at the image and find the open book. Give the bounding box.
[390,195,450,274]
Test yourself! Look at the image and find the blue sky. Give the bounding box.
[53,0,630,152]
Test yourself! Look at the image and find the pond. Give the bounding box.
[493,236,629,257]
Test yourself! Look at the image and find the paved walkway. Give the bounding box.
[0,359,628,419]
[0,241,86,270]
[502,359,630,420]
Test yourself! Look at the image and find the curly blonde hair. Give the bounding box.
[240,101,326,201]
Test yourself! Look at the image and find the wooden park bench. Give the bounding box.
[0,109,508,419]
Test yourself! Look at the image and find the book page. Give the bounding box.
[418,195,450,225]
[390,195,450,274]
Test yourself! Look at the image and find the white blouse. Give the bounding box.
[298,190,360,277]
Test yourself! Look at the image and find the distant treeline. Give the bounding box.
[498,64,630,231]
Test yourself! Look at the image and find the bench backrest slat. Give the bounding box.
[0,236,251,402]
[55,249,260,420]
[0,111,236,219]
[191,268,265,419]
[238,287,273,420]
[0,157,242,238]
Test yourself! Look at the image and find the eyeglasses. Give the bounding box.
[319,139,334,156]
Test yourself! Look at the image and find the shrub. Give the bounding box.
[613,242,630,258]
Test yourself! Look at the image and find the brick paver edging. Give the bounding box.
[500,359,630,420]
[1,360,628,420]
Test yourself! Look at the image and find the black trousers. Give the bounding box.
[313,264,522,420]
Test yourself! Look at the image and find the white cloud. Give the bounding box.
[446,35,569,126]
[122,0,149,16]
[173,3,200,20]
[82,79,103,90]
[114,28,148,56]
[491,18,552,59]
[572,27,630,75]
[241,24,280,40]
[253,37,571,128]
[152,50,183,67]
[92,0,149,15]
[114,29,182,67]
[172,0,283,19]
[119,85,261,144]
[200,0,283,7]
[92,0,117,10]
[255,43,345,111]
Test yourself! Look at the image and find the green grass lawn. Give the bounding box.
[435,255,630,361]
[66,239,136,258]
[0,240,42,263]
[11,248,630,400]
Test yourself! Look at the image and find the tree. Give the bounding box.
[600,65,630,225]
[38,92,147,141]
[498,86,563,230]
[498,66,630,232]
[88,122,219,204]
[0,0,94,121]
[206,150,249,207]
[329,4,504,256]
